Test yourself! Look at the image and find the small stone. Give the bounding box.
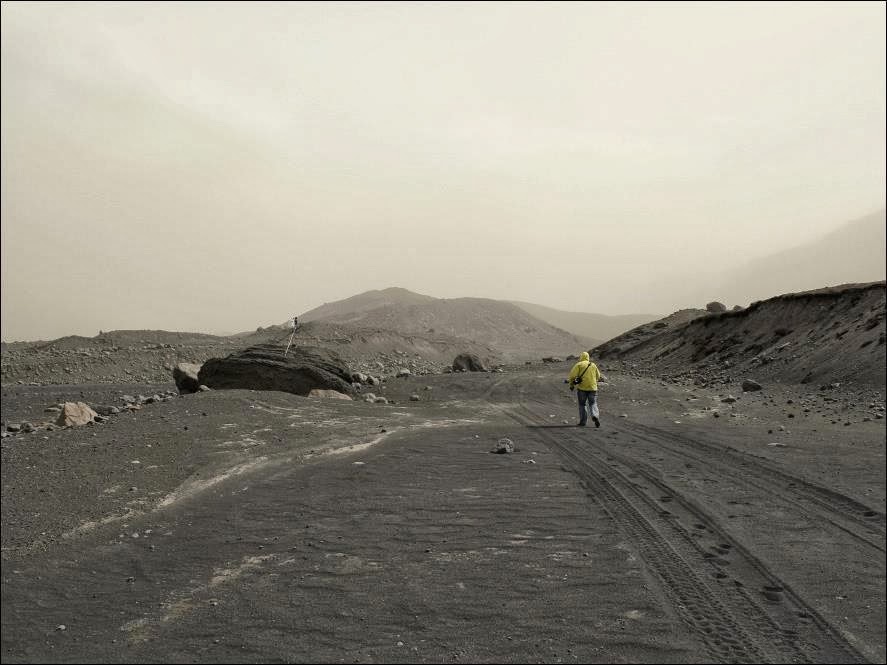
[492,438,515,454]
[56,624,66,631]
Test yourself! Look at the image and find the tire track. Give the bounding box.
[502,399,869,663]
[614,418,885,554]
[569,427,865,663]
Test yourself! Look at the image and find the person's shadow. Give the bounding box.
[525,424,579,429]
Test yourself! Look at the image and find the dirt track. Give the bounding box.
[2,366,884,663]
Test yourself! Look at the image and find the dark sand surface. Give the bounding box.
[2,365,884,663]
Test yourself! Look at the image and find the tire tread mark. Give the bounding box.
[616,419,885,553]
[582,422,868,664]
[504,406,770,663]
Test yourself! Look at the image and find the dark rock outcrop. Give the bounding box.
[173,362,202,394]
[197,345,353,396]
[741,379,763,392]
[453,353,487,372]
[706,301,727,313]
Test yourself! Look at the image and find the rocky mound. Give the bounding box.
[595,282,886,389]
[0,322,493,386]
[594,308,710,358]
[300,290,584,361]
[0,331,248,386]
[300,287,437,322]
[197,345,353,396]
[452,353,488,372]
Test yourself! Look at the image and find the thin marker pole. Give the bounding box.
[284,316,298,357]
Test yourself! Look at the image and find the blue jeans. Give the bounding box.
[577,390,599,425]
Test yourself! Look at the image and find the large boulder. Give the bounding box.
[173,362,202,394]
[706,301,727,313]
[56,402,98,427]
[197,345,353,396]
[453,353,487,372]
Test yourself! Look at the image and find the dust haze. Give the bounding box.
[2,2,885,341]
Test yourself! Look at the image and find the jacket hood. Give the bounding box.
[579,351,590,362]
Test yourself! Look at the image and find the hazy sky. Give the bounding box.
[2,1,885,341]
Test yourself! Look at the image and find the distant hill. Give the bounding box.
[509,301,658,345]
[301,287,437,324]
[714,210,886,308]
[300,288,588,360]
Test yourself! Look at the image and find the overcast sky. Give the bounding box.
[2,1,885,341]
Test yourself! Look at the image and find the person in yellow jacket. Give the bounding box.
[566,351,606,427]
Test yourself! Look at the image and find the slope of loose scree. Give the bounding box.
[595,282,886,389]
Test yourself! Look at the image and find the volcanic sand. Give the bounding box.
[1,365,884,663]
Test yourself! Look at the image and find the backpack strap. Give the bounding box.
[574,360,593,384]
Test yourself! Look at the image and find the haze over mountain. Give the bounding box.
[2,4,884,342]
[299,288,592,359]
[509,301,659,344]
[714,210,886,308]
[301,287,656,346]
[668,210,887,310]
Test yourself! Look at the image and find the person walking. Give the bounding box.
[566,351,606,427]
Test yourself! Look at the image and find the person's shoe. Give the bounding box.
[592,417,600,428]
[576,422,586,427]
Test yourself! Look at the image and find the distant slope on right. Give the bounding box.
[716,210,886,308]
[594,281,886,389]
[509,301,660,344]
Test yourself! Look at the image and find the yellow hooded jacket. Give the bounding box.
[568,352,601,391]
